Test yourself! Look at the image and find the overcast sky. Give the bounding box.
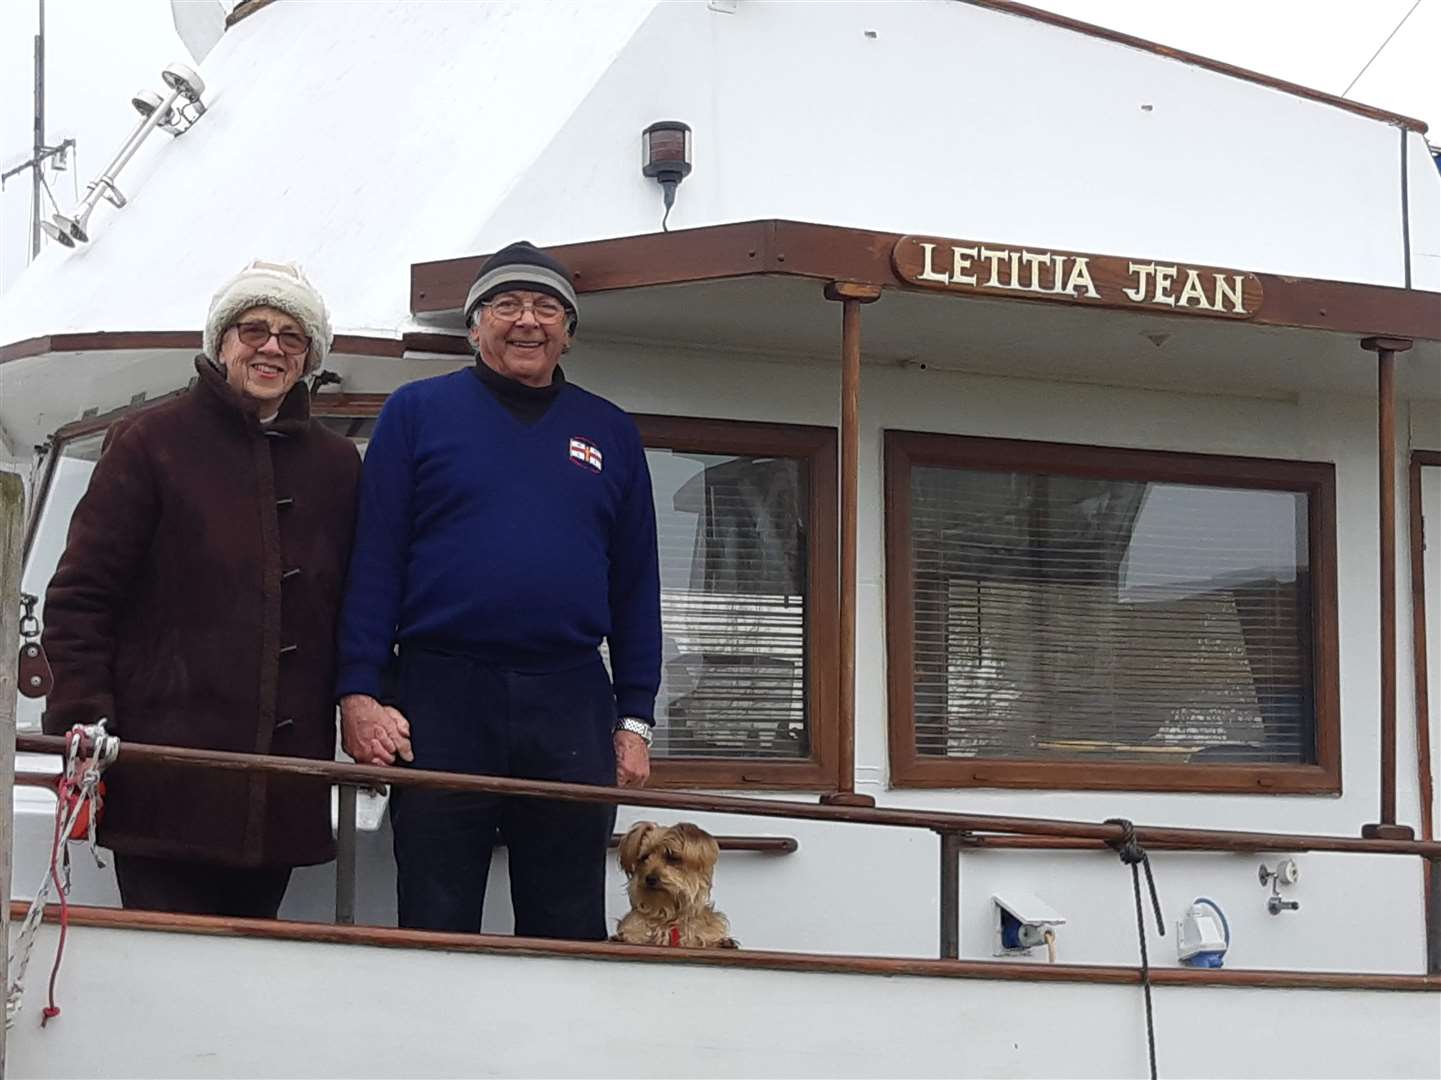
[2,0,1436,301]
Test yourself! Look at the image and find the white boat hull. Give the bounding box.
[7,921,1439,1079]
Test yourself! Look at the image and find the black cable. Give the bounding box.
[1105,818,1164,1080]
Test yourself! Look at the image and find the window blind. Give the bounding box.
[648,450,810,760]
[909,465,1314,765]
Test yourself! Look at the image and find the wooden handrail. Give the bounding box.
[17,733,1441,857]
[11,902,1441,994]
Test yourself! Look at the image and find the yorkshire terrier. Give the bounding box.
[612,821,738,948]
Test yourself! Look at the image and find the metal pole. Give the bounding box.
[820,281,880,808]
[938,830,961,959]
[335,784,357,924]
[1361,336,1415,840]
[31,0,45,259]
[0,472,29,1074]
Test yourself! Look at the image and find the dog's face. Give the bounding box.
[617,821,720,918]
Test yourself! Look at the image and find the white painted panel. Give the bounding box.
[481,0,1410,287]
[7,924,1440,1079]
[1406,132,1441,291]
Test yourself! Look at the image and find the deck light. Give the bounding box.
[641,120,692,231]
[42,63,207,247]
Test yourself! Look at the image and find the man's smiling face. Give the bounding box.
[469,290,571,387]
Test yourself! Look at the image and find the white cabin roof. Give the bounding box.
[0,0,1436,350]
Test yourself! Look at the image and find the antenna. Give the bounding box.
[40,63,207,247]
[0,0,76,260]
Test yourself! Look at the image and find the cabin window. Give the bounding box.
[314,404,841,789]
[884,431,1340,793]
[633,416,838,788]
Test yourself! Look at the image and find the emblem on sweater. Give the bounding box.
[568,436,603,473]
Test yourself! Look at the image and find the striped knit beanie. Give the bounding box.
[463,241,579,333]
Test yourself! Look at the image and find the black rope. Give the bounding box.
[1105,818,1164,1080]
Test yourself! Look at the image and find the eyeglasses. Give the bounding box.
[481,297,569,325]
[231,320,310,357]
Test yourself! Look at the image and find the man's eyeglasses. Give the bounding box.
[231,321,311,357]
[482,297,569,325]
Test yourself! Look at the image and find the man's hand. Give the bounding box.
[340,693,413,766]
[614,730,650,787]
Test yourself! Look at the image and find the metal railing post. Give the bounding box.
[335,784,357,925]
[938,830,961,959]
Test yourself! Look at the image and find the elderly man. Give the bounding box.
[337,241,661,939]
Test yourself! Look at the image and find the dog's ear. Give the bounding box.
[617,821,659,876]
[673,823,721,871]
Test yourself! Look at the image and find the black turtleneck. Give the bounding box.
[469,359,566,425]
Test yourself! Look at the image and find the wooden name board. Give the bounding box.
[892,235,1263,319]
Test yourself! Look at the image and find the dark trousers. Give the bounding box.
[113,853,292,918]
[389,646,617,939]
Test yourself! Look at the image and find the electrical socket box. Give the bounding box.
[992,891,1068,957]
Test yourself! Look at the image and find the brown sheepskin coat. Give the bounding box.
[42,356,361,867]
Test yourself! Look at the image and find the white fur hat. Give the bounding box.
[204,260,333,374]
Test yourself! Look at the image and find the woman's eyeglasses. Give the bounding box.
[231,321,310,357]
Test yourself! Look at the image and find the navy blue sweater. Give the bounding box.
[336,369,662,721]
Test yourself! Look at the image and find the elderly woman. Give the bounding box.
[41,260,361,918]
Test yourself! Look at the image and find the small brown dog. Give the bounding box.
[613,821,738,948]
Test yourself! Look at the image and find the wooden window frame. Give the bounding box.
[634,414,839,790]
[884,430,1341,795]
[307,399,840,790]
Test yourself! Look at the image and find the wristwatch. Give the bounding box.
[614,716,654,747]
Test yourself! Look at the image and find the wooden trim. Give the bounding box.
[18,438,61,564]
[0,330,410,367]
[408,221,1441,343]
[19,733,1441,855]
[399,331,471,356]
[47,388,189,446]
[884,430,1342,795]
[1410,452,1435,845]
[632,414,840,790]
[0,331,198,364]
[0,472,24,1077]
[963,1,1428,134]
[1379,349,1400,825]
[14,903,1441,993]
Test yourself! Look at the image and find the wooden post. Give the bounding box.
[1410,453,1437,846]
[821,281,881,808]
[1361,336,1414,842]
[938,830,962,959]
[0,472,27,1075]
[1428,857,1441,976]
[335,784,357,925]
[1412,451,1440,945]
